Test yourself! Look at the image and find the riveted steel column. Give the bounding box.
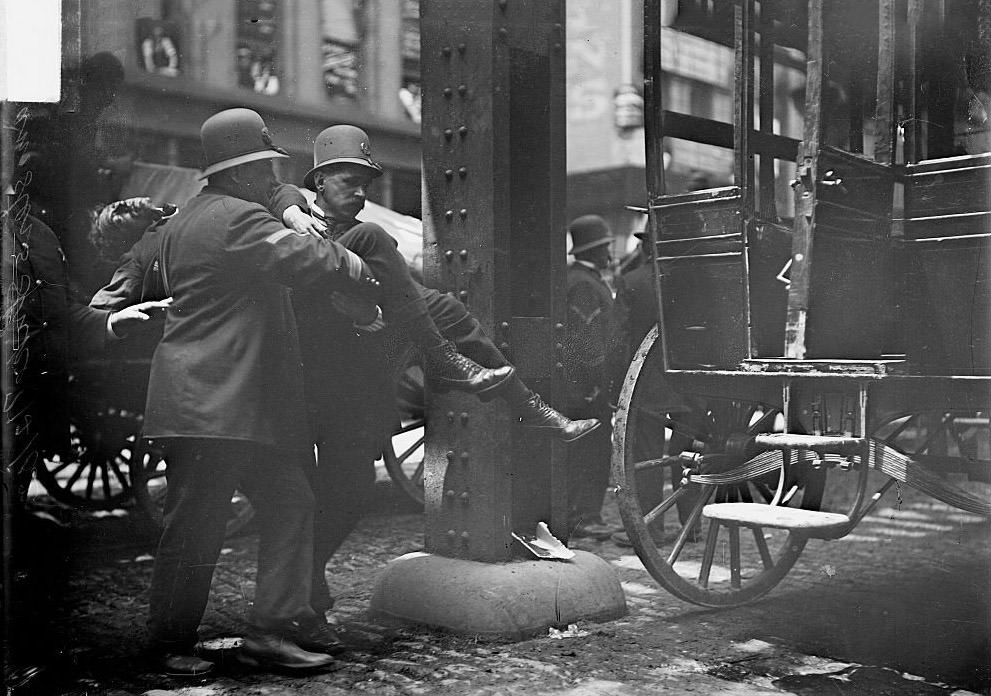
[420,0,566,562]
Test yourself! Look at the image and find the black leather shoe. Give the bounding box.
[520,393,601,442]
[292,620,346,655]
[425,342,515,399]
[238,634,335,672]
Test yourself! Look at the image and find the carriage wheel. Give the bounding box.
[33,410,142,510]
[612,329,824,607]
[382,415,426,507]
[130,443,256,538]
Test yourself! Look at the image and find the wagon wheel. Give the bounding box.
[612,328,824,607]
[130,442,256,538]
[872,409,990,514]
[382,415,426,507]
[33,409,142,510]
[382,357,427,506]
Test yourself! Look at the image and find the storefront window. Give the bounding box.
[400,0,421,122]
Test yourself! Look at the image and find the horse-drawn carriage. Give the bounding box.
[612,0,990,606]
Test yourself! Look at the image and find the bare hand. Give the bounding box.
[109,298,173,337]
[283,205,326,238]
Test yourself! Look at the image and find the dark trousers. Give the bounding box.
[147,439,317,653]
[564,401,613,528]
[419,286,509,368]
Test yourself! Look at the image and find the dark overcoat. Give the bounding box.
[563,262,617,412]
[142,187,367,452]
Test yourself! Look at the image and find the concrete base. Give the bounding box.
[369,550,627,640]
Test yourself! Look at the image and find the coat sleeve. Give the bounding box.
[224,204,375,291]
[66,302,111,357]
[89,252,145,310]
[268,182,310,222]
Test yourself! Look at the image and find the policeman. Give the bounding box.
[275,125,602,619]
[563,215,620,540]
[140,108,377,675]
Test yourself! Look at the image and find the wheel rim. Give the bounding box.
[612,329,821,607]
[383,416,426,506]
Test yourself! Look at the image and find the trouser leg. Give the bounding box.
[564,405,613,527]
[238,447,318,634]
[338,223,445,348]
[420,286,509,368]
[147,439,240,653]
[307,444,376,615]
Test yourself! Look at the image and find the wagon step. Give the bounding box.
[754,433,865,455]
[702,502,851,539]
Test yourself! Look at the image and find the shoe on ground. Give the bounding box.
[570,521,616,541]
[238,634,335,672]
[291,620,346,655]
[157,653,215,677]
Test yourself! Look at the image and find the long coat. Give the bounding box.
[141,187,370,452]
[563,262,617,413]
[6,213,109,479]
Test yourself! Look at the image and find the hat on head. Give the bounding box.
[198,108,288,180]
[568,215,614,254]
[304,125,383,190]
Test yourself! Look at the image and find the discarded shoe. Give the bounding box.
[238,634,335,672]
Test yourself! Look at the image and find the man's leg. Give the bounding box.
[147,439,240,663]
[336,222,513,396]
[420,285,600,442]
[565,405,614,538]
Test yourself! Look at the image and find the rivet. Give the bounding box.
[460,492,469,504]
[556,362,564,370]
[458,84,467,96]
[460,451,470,465]
[445,250,454,261]
[442,46,452,57]
[498,0,508,10]
[459,126,468,137]
[500,321,510,331]
[459,208,468,219]
[499,27,508,39]
[458,290,469,301]
[553,43,562,51]
[499,342,510,351]
[461,531,470,541]
[555,342,564,352]
[444,128,453,140]
[554,322,564,332]
[443,87,453,98]
[460,412,469,425]
[445,210,454,222]
[458,43,467,54]
[445,489,456,499]
[446,450,456,463]
[445,169,454,180]
[447,529,457,539]
[35,279,43,286]
[447,411,456,423]
[554,23,563,32]
[459,249,468,260]
[458,166,468,178]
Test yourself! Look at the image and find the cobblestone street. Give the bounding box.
[29,474,990,696]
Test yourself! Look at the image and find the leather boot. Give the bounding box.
[502,376,601,442]
[424,341,515,398]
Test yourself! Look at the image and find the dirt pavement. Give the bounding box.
[18,479,991,695]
